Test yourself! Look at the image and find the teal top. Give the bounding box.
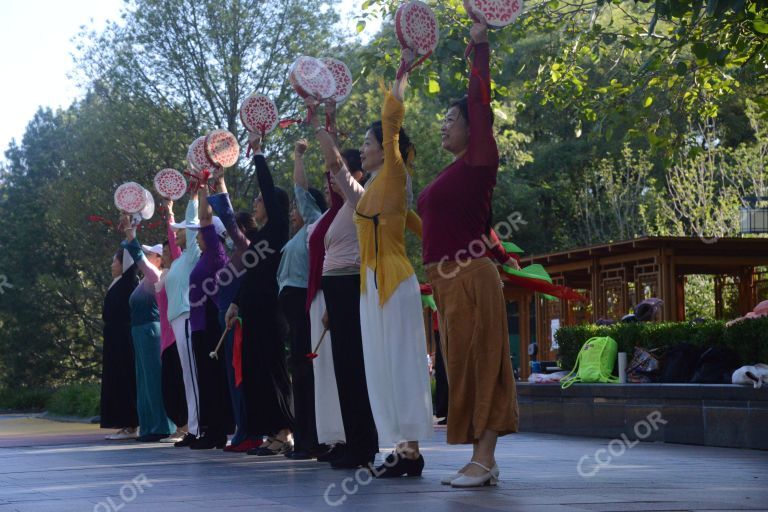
[165,199,201,322]
[277,185,322,292]
[127,275,159,326]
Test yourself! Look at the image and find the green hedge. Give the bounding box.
[555,318,768,371]
[46,383,101,418]
[1,383,101,417]
[0,387,52,412]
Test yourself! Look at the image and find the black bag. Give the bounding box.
[690,346,741,384]
[659,343,704,383]
[626,347,661,383]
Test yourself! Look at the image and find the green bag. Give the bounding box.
[560,336,620,388]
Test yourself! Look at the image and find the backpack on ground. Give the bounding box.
[690,346,741,384]
[561,336,620,388]
[659,342,704,383]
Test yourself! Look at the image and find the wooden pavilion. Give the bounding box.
[503,236,768,377]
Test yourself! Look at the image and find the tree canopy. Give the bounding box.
[0,0,765,390]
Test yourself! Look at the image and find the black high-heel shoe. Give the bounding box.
[174,433,197,448]
[374,452,424,478]
[330,451,376,470]
[190,433,227,450]
[317,443,346,462]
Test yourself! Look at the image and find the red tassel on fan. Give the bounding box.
[305,327,329,360]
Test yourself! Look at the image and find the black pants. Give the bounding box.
[279,286,319,452]
[161,342,188,428]
[434,331,449,419]
[241,298,294,437]
[321,274,378,459]
[192,299,234,437]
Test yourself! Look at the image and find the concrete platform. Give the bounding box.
[0,414,766,512]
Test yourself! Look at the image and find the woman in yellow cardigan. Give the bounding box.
[308,49,433,478]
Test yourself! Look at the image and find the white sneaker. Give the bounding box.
[105,428,138,440]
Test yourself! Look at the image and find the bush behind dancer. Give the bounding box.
[165,187,203,447]
[186,173,234,449]
[101,247,139,440]
[307,97,379,470]
[311,50,434,477]
[275,137,328,459]
[221,133,294,456]
[417,10,520,488]
[121,216,176,442]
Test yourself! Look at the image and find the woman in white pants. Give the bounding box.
[164,191,202,446]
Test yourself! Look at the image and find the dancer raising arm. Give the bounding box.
[312,47,434,477]
[417,10,519,488]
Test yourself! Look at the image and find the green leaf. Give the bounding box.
[692,42,708,59]
[753,19,768,34]
[356,20,366,33]
[644,96,653,108]
[428,78,440,94]
[675,62,688,75]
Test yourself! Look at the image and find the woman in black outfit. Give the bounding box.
[222,133,294,455]
[100,248,139,439]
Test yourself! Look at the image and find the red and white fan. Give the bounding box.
[395,1,439,78]
[396,1,439,56]
[154,169,187,200]
[114,182,147,214]
[139,188,155,220]
[187,136,213,172]
[466,0,524,28]
[205,129,240,168]
[289,56,337,100]
[321,58,353,103]
[240,93,279,136]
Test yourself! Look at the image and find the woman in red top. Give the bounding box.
[417,12,519,488]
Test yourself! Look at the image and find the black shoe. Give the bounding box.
[174,433,197,447]
[284,450,313,460]
[190,433,227,450]
[330,452,375,470]
[317,444,346,463]
[374,452,424,478]
[247,437,292,456]
[136,433,167,443]
[437,417,447,426]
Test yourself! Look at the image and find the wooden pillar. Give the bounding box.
[675,275,686,321]
[591,257,600,321]
[519,294,531,380]
[714,276,723,319]
[668,249,679,321]
[659,247,672,321]
[739,267,755,316]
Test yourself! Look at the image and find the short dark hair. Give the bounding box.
[368,121,414,163]
[341,148,362,173]
[308,187,327,213]
[449,95,495,126]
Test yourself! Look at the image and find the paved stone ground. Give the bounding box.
[0,414,766,512]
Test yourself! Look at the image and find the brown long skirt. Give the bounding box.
[427,257,519,444]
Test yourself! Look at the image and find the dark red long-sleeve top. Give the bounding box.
[417,42,499,265]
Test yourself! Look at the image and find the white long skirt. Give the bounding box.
[360,268,434,444]
[310,290,346,444]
